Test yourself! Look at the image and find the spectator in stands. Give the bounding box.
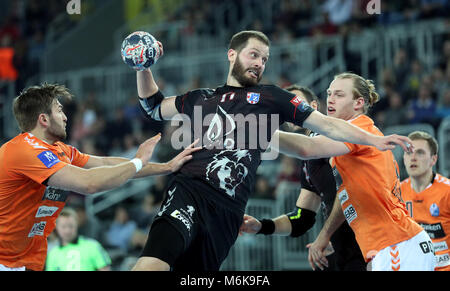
[0,35,18,81]
[432,67,448,102]
[406,84,437,124]
[437,89,450,119]
[70,98,106,147]
[73,204,102,242]
[130,193,160,230]
[254,175,275,200]
[276,156,302,185]
[105,205,138,252]
[102,107,133,154]
[376,91,408,130]
[118,134,139,159]
[419,0,449,19]
[321,0,354,26]
[46,208,111,271]
[149,175,168,205]
[437,39,450,72]
[405,59,425,98]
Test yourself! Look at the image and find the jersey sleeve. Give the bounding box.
[174,89,207,117]
[299,161,319,194]
[6,144,67,185]
[59,143,90,168]
[271,86,315,127]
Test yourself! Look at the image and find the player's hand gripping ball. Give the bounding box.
[121,31,161,71]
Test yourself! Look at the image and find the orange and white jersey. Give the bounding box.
[331,115,423,262]
[0,133,90,270]
[401,174,450,270]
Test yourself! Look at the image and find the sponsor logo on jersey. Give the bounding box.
[435,253,450,268]
[35,206,59,218]
[246,92,260,104]
[419,241,434,254]
[430,203,440,217]
[419,222,446,239]
[290,96,311,112]
[343,204,357,224]
[42,187,69,202]
[37,151,60,168]
[28,221,47,237]
[171,206,195,233]
[433,241,448,252]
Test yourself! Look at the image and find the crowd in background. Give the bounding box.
[1,0,449,270]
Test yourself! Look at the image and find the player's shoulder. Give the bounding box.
[433,174,450,188]
[4,133,49,154]
[186,87,216,98]
[258,84,293,95]
[54,141,73,152]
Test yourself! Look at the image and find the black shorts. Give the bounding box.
[140,180,243,271]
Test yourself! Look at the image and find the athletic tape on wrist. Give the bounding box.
[131,158,143,173]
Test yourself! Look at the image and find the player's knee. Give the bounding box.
[132,257,170,271]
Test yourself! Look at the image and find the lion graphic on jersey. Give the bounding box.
[205,150,251,197]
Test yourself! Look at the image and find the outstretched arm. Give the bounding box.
[47,134,162,194]
[271,130,350,159]
[303,111,413,152]
[83,139,201,177]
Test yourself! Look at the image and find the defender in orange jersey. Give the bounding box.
[270,73,434,271]
[0,83,200,271]
[402,131,450,270]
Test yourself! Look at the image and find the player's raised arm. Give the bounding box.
[121,32,180,121]
[136,68,180,121]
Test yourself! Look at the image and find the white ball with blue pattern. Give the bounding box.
[121,31,160,71]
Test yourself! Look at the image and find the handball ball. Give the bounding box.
[121,31,160,71]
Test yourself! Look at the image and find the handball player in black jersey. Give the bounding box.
[240,85,366,271]
[131,30,414,271]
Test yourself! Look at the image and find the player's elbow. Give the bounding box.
[81,176,101,195]
[296,146,316,159]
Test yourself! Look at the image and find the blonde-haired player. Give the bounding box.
[267,72,434,271]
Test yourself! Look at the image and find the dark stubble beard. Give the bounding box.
[231,55,261,87]
[48,117,67,141]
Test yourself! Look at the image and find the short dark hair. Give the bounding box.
[285,84,320,110]
[408,131,438,156]
[13,83,73,132]
[228,30,270,53]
